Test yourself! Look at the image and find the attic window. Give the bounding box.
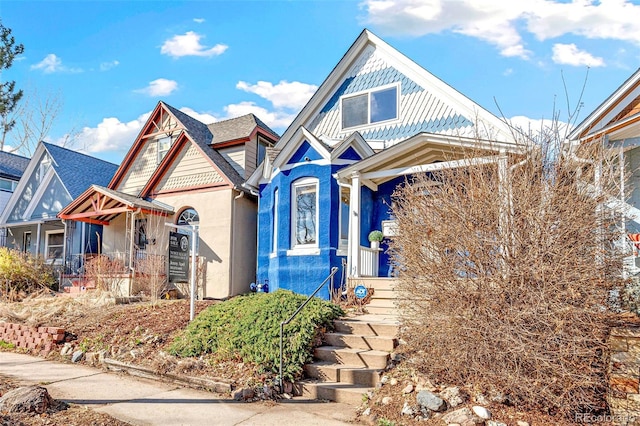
[157,135,175,164]
[341,85,398,129]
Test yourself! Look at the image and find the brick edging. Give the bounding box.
[0,322,65,355]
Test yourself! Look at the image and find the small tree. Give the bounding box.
[0,20,24,149]
[389,138,626,417]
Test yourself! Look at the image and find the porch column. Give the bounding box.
[349,172,361,277]
[35,222,41,257]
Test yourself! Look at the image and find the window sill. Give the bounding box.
[269,252,277,259]
[286,247,320,256]
[336,248,348,257]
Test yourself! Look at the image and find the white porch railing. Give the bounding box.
[360,246,380,277]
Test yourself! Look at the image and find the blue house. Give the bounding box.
[246,30,523,300]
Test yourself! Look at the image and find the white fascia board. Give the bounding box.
[361,155,500,181]
[270,126,331,170]
[0,143,47,224]
[569,68,640,141]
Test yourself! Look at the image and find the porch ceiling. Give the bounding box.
[58,185,174,225]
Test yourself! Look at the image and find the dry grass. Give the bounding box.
[388,141,627,418]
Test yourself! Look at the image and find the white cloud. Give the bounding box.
[236,80,318,110]
[135,79,179,96]
[220,101,297,129]
[160,31,228,58]
[552,43,604,67]
[30,54,82,73]
[72,112,151,154]
[99,60,120,71]
[193,18,205,23]
[179,107,217,124]
[509,115,572,141]
[360,0,640,60]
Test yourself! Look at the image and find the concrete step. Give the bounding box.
[333,319,399,337]
[349,278,397,290]
[296,381,370,405]
[314,346,389,369]
[369,287,398,300]
[304,361,381,386]
[323,332,397,351]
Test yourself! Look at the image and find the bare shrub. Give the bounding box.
[0,248,56,300]
[83,255,127,295]
[134,255,168,301]
[389,140,626,417]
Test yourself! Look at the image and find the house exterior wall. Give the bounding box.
[155,187,254,299]
[118,139,162,195]
[230,194,257,296]
[245,139,258,178]
[155,143,224,193]
[219,145,246,178]
[307,45,475,146]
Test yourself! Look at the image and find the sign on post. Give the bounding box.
[168,231,189,284]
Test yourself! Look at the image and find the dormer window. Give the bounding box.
[39,156,52,182]
[341,85,398,129]
[157,135,174,163]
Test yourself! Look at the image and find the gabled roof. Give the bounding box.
[44,142,118,198]
[275,29,516,148]
[208,114,279,146]
[568,67,640,143]
[0,151,29,180]
[111,101,272,193]
[58,184,173,225]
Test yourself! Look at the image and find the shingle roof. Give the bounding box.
[43,142,119,198]
[161,103,247,188]
[207,114,279,145]
[0,151,29,180]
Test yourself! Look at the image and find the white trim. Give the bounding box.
[272,188,278,254]
[291,177,319,250]
[338,185,350,251]
[361,155,500,181]
[286,248,321,256]
[23,169,55,220]
[44,229,64,263]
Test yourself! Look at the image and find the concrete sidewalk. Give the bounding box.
[0,352,359,425]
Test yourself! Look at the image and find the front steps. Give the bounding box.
[349,277,398,315]
[297,314,399,405]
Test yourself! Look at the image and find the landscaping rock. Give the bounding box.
[85,351,97,366]
[401,401,415,416]
[71,350,84,363]
[516,422,530,426]
[389,377,398,386]
[0,386,54,413]
[380,375,389,384]
[362,407,371,416]
[402,383,414,394]
[242,388,254,400]
[440,386,465,408]
[487,421,507,426]
[441,407,473,424]
[60,343,73,356]
[472,405,492,420]
[382,396,393,405]
[416,390,446,412]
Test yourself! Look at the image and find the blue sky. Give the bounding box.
[1,0,640,164]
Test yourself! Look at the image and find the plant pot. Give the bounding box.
[370,241,380,250]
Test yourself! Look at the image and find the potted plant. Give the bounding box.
[368,230,384,250]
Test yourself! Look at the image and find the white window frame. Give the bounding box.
[23,231,31,253]
[157,135,174,164]
[340,83,400,131]
[45,230,64,263]
[291,177,319,250]
[338,185,349,254]
[39,155,52,182]
[272,188,278,255]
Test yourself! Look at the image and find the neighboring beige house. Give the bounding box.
[59,101,279,298]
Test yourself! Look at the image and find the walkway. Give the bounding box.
[0,352,358,425]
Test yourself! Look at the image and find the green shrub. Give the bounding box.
[169,290,343,381]
[0,248,56,297]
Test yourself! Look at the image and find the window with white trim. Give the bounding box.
[292,178,318,248]
[272,189,278,253]
[157,136,174,164]
[0,178,17,192]
[45,230,64,261]
[39,155,52,182]
[341,85,398,129]
[339,186,350,250]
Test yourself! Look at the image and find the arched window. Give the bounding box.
[291,178,319,248]
[177,208,199,226]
